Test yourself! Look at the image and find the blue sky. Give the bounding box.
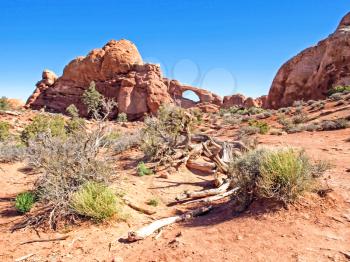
[0,1,349,101]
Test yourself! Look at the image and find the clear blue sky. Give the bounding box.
[0,0,349,101]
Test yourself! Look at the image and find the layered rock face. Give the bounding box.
[26,39,223,119]
[266,12,350,109]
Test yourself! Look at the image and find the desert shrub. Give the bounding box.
[137,161,153,176]
[329,93,343,101]
[15,192,36,213]
[223,115,242,125]
[291,112,308,124]
[320,119,349,131]
[247,107,265,115]
[0,96,10,111]
[82,81,103,115]
[0,121,10,141]
[293,100,304,107]
[70,182,118,220]
[278,107,291,114]
[114,131,141,153]
[21,114,67,144]
[307,100,316,106]
[328,85,350,96]
[27,127,114,227]
[256,148,313,204]
[304,123,320,132]
[117,112,128,123]
[229,147,322,206]
[248,120,270,134]
[269,129,284,136]
[256,111,272,119]
[0,142,27,163]
[286,125,305,134]
[141,104,197,161]
[310,101,325,110]
[335,100,346,106]
[66,104,79,118]
[146,198,159,207]
[237,125,260,137]
[66,117,85,134]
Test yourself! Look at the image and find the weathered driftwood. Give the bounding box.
[127,206,213,242]
[183,187,240,205]
[186,158,216,173]
[176,180,231,201]
[123,197,156,215]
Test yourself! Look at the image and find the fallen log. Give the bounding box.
[183,187,240,205]
[176,180,231,201]
[186,158,216,174]
[127,206,213,242]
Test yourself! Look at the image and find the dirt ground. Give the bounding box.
[0,107,350,261]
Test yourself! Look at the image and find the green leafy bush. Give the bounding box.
[70,182,118,220]
[146,198,159,207]
[15,192,36,213]
[82,81,103,115]
[248,120,270,134]
[328,85,350,96]
[137,161,153,176]
[117,112,128,123]
[66,104,80,118]
[21,114,67,143]
[0,96,10,111]
[0,121,10,141]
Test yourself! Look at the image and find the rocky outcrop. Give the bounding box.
[266,12,350,109]
[26,39,224,119]
[222,94,266,108]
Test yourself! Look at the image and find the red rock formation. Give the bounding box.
[266,12,350,109]
[222,94,266,108]
[26,39,223,119]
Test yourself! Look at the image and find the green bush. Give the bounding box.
[229,147,327,207]
[66,104,80,118]
[0,96,10,111]
[21,114,67,143]
[15,192,36,213]
[0,121,10,141]
[146,198,159,207]
[117,112,128,123]
[137,161,153,176]
[70,182,118,220]
[257,148,313,204]
[248,120,270,134]
[328,85,350,96]
[82,81,103,115]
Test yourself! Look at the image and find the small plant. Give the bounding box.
[0,142,27,163]
[82,81,103,115]
[70,182,118,220]
[137,161,153,176]
[15,192,36,213]
[0,96,10,111]
[114,131,141,154]
[237,125,260,137]
[320,119,349,131]
[66,117,85,134]
[310,101,325,110]
[21,114,67,143]
[248,120,270,134]
[328,85,350,96]
[293,100,304,107]
[329,93,343,101]
[278,107,291,114]
[304,123,320,132]
[0,121,10,141]
[117,112,128,123]
[146,198,159,207]
[291,112,308,124]
[66,104,79,118]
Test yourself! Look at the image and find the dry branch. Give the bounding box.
[127,206,213,242]
[19,235,69,245]
[123,197,156,215]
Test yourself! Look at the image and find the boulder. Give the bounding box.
[266,12,350,109]
[222,94,246,108]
